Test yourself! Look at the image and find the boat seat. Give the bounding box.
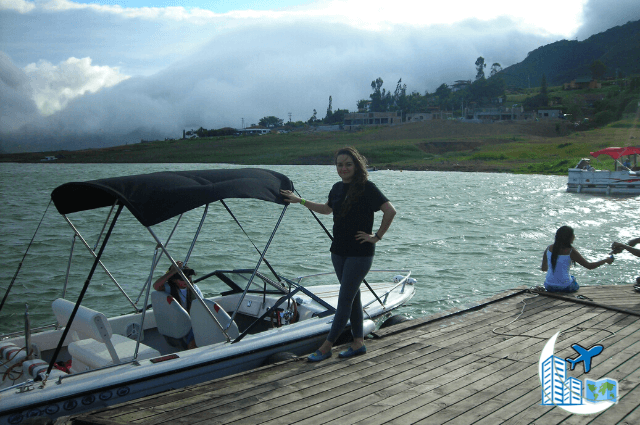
[150,290,192,349]
[52,298,160,373]
[190,299,240,346]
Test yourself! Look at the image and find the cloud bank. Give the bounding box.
[24,57,129,116]
[1,0,638,153]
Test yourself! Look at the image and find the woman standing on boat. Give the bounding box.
[281,147,396,362]
[541,226,613,293]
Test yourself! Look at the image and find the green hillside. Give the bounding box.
[3,114,639,175]
[500,20,640,88]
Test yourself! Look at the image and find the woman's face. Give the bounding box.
[336,154,356,183]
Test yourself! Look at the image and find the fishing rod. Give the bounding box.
[0,200,52,314]
[294,189,385,308]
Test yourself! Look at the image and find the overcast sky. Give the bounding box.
[1,0,640,152]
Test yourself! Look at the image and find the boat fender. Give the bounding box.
[0,341,18,359]
[22,359,50,380]
[20,359,68,381]
[0,341,26,367]
[380,315,409,329]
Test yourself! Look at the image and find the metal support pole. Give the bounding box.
[62,215,138,311]
[183,204,208,266]
[135,214,183,305]
[228,205,288,330]
[147,227,230,342]
[46,204,124,377]
[61,235,76,300]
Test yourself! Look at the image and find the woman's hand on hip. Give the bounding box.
[356,231,377,244]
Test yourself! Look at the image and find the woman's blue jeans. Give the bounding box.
[327,254,374,343]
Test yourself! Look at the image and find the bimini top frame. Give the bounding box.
[43,168,296,376]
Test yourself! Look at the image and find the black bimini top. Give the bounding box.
[51,168,294,227]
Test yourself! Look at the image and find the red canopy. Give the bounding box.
[590,147,640,160]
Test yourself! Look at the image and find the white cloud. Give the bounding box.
[317,0,588,36]
[1,18,554,153]
[0,0,35,13]
[0,51,40,133]
[3,0,590,37]
[2,0,638,153]
[23,56,130,115]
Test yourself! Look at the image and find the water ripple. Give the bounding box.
[1,164,638,333]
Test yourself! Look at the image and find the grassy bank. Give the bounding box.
[2,117,639,174]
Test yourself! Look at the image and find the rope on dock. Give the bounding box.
[532,288,640,318]
[491,289,617,345]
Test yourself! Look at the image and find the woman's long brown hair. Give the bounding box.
[335,147,369,217]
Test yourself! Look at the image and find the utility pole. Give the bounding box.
[288,112,292,123]
[241,118,244,129]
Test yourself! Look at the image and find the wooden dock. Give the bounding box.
[63,284,640,424]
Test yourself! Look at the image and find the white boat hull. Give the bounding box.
[567,168,640,195]
[0,280,414,424]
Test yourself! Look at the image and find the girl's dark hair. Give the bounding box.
[551,226,574,271]
[335,147,369,217]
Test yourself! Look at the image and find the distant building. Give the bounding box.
[237,128,270,135]
[563,78,602,90]
[464,106,533,121]
[537,109,562,119]
[406,109,452,122]
[343,111,401,131]
[183,129,198,139]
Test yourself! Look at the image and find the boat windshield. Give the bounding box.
[196,269,289,295]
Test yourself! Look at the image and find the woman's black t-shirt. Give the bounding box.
[328,180,388,257]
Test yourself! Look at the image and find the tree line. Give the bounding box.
[220,55,637,133]
[300,56,507,126]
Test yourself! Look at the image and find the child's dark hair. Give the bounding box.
[551,226,574,271]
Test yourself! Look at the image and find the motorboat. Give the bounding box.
[567,146,640,195]
[0,168,415,424]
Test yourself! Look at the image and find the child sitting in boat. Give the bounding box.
[153,261,202,349]
[541,226,614,292]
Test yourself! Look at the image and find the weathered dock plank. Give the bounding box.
[62,285,640,425]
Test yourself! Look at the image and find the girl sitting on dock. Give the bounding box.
[541,226,614,292]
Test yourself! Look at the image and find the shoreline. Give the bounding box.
[2,119,636,175]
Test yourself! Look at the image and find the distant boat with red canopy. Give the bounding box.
[567,146,640,195]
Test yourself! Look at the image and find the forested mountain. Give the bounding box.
[499,20,640,88]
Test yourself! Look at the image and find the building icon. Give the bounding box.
[541,355,583,405]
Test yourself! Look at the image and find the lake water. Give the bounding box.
[1,163,639,334]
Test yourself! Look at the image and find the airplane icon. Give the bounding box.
[565,343,603,373]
